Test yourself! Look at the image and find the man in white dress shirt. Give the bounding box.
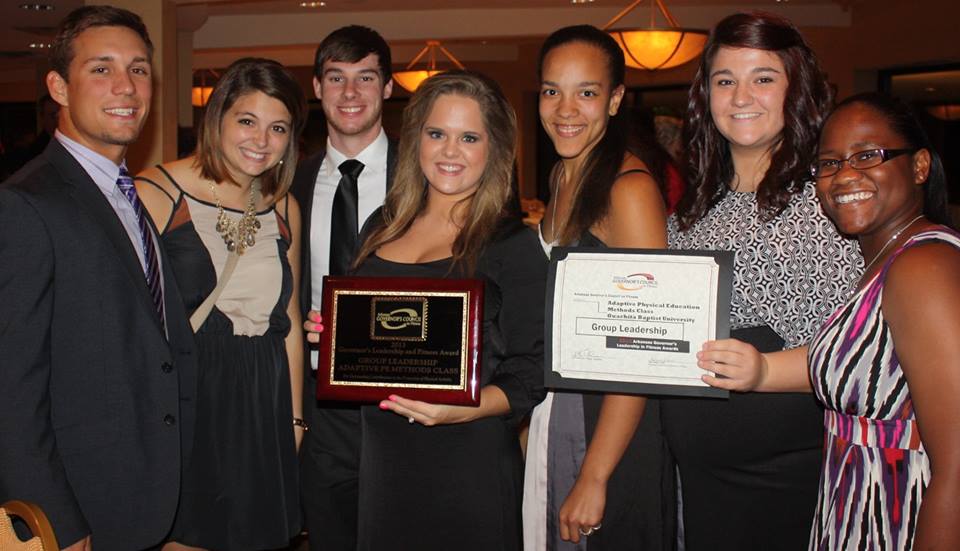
[289,25,396,551]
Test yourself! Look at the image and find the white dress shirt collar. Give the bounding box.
[322,128,388,176]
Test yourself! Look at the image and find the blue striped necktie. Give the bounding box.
[116,166,165,331]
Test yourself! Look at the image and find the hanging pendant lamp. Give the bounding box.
[393,40,466,92]
[191,68,219,107]
[603,0,708,71]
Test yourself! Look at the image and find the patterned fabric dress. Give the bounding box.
[807,227,960,551]
[665,183,862,550]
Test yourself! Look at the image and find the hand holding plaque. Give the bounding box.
[317,276,483,406]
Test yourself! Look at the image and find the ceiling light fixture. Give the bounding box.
[393,40,465,93]
[927,104,960,121]
[300,1,326,7]
[603,0,708,71]
[20,3,55,11]
[192,69,220,108]
[29,42,52,49]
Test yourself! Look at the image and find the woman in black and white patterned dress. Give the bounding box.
[663,13,861,551]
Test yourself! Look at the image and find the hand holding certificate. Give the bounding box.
[546,247,733,398]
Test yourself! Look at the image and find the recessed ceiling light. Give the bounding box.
[300,1,326,6]
[571,0,594,3]
[20,3,55,10]
[29,42,52,49]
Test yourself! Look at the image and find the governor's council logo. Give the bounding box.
[370,297,428,341]
[613,272,658,291]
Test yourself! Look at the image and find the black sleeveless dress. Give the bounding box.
[138,169,299,550]
[525,168,677,551]
[353,220,547,551]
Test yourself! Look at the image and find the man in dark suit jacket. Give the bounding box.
[0,7,196,551]
[289,25,397,551]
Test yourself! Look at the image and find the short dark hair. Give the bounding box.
[678,11,832,230]
[195,58,307,198]
[313,25,392,83]
[50,5,153,82]
[827,93,954,228]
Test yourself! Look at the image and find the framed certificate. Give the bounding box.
[545,248,733,398]
[318,276,483,406]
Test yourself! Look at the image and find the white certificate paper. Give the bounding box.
[545,248,733,398]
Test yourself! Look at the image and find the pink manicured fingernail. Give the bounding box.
[314,323,323,331]
[388,395,398,402]
[379,401,389,410]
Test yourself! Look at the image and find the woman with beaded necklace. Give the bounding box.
[135,58,306,551]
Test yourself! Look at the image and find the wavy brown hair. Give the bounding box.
[195,58,306,198]
[676,12,833,230]
[353,71,518,273]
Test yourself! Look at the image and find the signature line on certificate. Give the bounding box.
[571,348,603,361]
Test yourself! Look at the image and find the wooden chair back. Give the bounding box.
[0,500,59,551]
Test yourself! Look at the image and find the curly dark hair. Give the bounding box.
[676,11,833,230]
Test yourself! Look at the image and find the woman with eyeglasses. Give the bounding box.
[663,12,862,550]
[702,92,960,550]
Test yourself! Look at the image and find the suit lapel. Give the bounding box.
[385,137,398,192]
[292,151,325,316]
[47,141,165,335]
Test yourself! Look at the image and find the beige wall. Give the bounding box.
[104,0,178,172]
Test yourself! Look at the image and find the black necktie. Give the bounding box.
[330,159,365,275]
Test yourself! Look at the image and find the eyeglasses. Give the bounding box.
[810,148,916,178]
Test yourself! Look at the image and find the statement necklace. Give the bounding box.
[861,214,924,275]
[211,180,261,255]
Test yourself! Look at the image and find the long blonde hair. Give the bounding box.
[354,71,518,273]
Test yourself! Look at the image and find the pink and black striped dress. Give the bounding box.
[807,227,960,550]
